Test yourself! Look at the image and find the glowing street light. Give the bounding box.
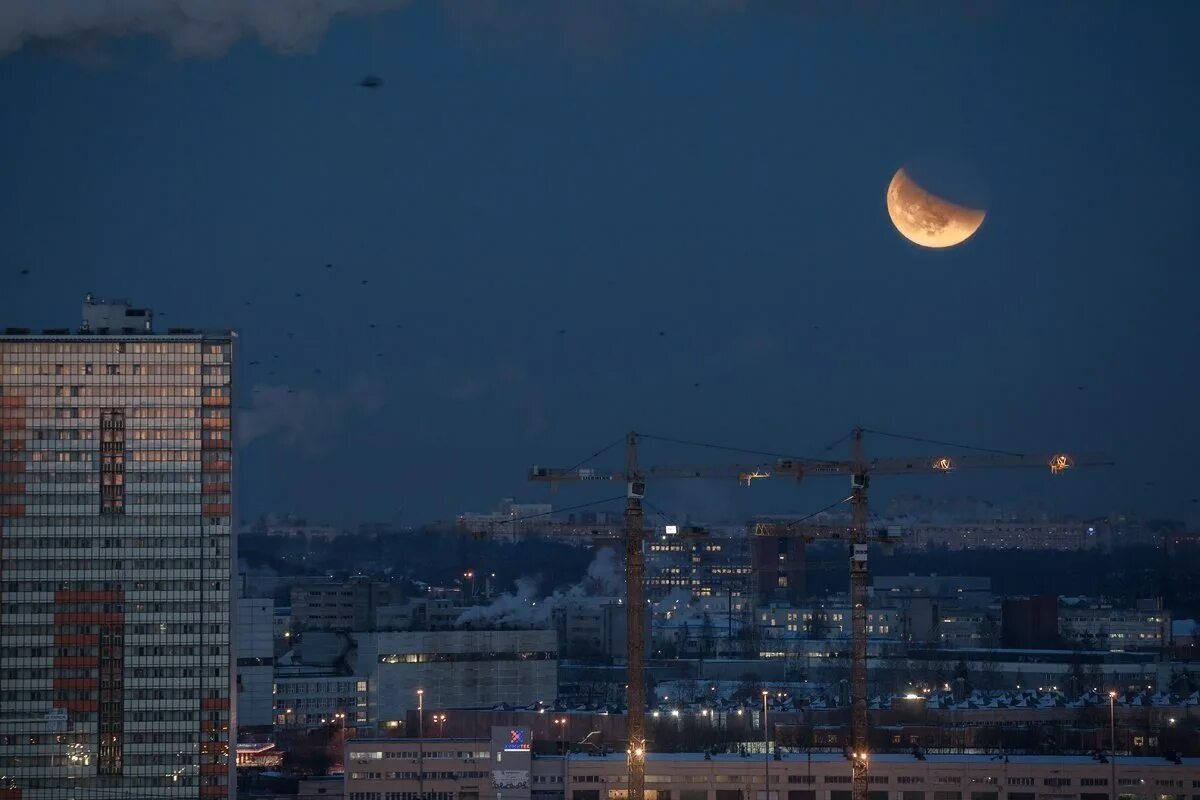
[762,690,770,797]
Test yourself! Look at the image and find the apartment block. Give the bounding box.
[0,296,235,799]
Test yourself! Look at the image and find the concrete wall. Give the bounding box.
[356,630,559,727]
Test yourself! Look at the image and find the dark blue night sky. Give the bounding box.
[2,2,1197,525]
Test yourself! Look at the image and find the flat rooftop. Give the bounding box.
[347,742,1197,767]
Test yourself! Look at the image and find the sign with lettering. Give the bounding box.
[504,728,530,751]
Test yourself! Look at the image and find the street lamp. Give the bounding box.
[555,717,570,789]
[554,717,568,755]
[434,713,447,737]
[762,690,770,800]
[417,689,427,800]
[1109,691,1117,800]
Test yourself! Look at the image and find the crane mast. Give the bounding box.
[623,433,647,800]
[766,428,1112,800]
[528,432,771,800]
[519,426,1109,800]
[849,428,870,796]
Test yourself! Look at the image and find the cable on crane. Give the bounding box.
[641,498,677,526]
[563,436,626,472]
[490,495,626,526]
[820,429,855,454]
[778,495,854,530]
[860,428,1024,457]
[637,432,840,464]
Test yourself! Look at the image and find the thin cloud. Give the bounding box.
[0,0,750,61]
[239,378,384,452]
[0,0,407,59]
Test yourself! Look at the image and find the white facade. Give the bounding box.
[346,737,1200,800]
[1060,600,1170,649]
[356,630,558,728]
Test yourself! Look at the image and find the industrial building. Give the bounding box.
[554,600,638,661]
[0,296,235,798]
[1058,597,1170,650]
[345,731,1200,800]
[900,520,1104,551]
[289,577,408,632]
[355,630,559,730]
[457,498,555,542]
[272,671,368,729]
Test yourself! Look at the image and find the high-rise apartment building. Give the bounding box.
[0,296,235,799]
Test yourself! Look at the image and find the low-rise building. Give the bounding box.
[555,600,642,661]
[757,597,899,640]
[356,630,559,729]
[1059,597,1170,650]
[901,519,1103,551]
[273,669,369,729]
[376,596,472,630]
[346,733,1200,800]
[458,497,555,541]
[290,577,408,631]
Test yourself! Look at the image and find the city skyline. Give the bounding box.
[3,5,1200,800]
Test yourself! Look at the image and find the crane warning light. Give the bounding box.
[931,457,954,472]
[739,470,770,486]
[1048,454,1074,474]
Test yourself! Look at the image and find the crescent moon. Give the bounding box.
[886,168,986,248]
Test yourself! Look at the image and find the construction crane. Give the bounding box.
[529,432,771,800]
[755,427,1113,800]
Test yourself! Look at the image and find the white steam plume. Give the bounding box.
[455,548,623,628]
[0,0,406,58]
